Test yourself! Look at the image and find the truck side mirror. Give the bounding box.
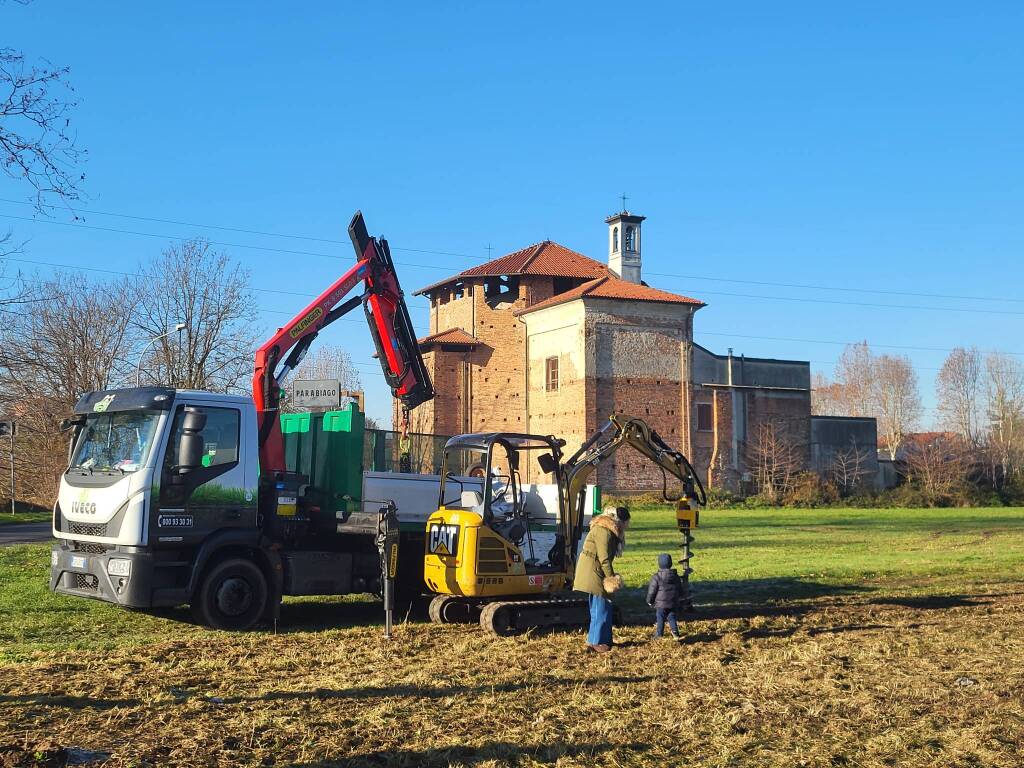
[177,407,207,473]
[60,415,86,432]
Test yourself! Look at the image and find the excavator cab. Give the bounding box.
[424,433,571,613]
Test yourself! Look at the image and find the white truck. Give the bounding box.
[50,212,437,630]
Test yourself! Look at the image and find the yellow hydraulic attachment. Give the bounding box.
[424,415,706,634]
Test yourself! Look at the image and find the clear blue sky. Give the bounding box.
[4,2,1022,427]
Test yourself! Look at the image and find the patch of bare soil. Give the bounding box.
[2,586,1024,767]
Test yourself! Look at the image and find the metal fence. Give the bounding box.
[363,429,453,475]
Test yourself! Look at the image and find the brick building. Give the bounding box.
[403,210,837,492]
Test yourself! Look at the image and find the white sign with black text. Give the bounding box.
[290,379,341,409]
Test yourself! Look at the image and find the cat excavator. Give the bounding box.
[423,415,707,634]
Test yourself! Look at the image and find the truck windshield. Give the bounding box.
[68,411,162,474]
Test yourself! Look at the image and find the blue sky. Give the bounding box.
[4,2,1022,427]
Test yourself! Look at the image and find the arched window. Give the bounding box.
[624,226,635,251]
[612,227,619,253]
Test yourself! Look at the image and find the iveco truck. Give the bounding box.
[49,212,434,630]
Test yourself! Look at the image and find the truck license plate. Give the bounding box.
[71,555,87,569]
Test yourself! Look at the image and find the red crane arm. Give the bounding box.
[252,211,433,475]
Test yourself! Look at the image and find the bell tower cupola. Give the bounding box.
[605,204,645,284]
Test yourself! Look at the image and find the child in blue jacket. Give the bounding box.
[646,553,683,640]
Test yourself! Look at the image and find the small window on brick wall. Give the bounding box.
[696,403,713,432]
[545,356,559,392]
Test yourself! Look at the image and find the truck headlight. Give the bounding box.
[106,558,131,577]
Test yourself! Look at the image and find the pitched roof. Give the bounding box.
[416,328,480,348]
[415,241,609,296]
[514,275,705,316]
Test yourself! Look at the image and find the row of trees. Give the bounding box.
[811,342,921,460]
[809,341,1024,502]
[0,240,363,506]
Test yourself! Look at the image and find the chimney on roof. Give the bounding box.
[605,209,645,283]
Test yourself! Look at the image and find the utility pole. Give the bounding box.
[0,420,15,516]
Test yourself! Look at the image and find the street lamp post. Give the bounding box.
[136,323,187,387]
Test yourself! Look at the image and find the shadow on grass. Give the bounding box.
[296,740,651,767]
[694,577,871,603]
[275,597,428,632]
[279,579,870,632]
[866,594,999,609]
[0,693,139,709]
[224,674,655,705]
[619,577,871,625]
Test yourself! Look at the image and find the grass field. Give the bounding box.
[0,502,51,526]
[2,506,1024,766]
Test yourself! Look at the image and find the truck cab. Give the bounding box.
[51,387,262,623]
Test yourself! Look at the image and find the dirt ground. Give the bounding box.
[3,582,1023,768]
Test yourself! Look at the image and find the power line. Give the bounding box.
[3,256,320,299]
[0,255,1000,360]
[0,256,430,332]
[0,213,457,273]
[6,198,1023,306]
[649,271,1024,305]
[685,286,1024,317]
[0,197,482,262]
[698,330,1024,357]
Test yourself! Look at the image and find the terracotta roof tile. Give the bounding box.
[514,275,705,316]
[416,328,479,347]
[415,241,608,295]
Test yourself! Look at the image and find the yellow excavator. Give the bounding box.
[423,415,707,634]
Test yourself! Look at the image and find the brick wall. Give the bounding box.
[584,300,694,492]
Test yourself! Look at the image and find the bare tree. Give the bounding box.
[281,345,362,413]
[748,419,803,503]
[811,371,845,415]
[936,347,983,445]
[134,239,259,393]
[983,352,1024,482]
[830,437,872,496]
[291,346,361,389]
[903,434,968,500]
[0,272,138,503]
[834,341,875,417]
[1,48,84,210]
[873,354,921,460]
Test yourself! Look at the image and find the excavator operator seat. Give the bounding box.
[460,490,484,511]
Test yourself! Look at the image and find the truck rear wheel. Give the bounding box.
[192,557,268,631]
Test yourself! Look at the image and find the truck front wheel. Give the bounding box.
[192,557,268,631]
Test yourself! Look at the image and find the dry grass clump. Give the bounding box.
[3,584,1024,767]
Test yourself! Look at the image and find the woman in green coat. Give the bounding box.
[574,506,630,652]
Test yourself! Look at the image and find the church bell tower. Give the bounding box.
[605,207,645,284]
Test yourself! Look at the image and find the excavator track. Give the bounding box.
[479,596,591,636]
[428,595,481,624]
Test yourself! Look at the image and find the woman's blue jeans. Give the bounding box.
[587,594,613,646]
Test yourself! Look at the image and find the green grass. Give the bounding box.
[618,504,1024,601]
[3,506,1024,664]
[0,501,51,525]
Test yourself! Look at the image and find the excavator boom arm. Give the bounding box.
[560,415,705,572]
